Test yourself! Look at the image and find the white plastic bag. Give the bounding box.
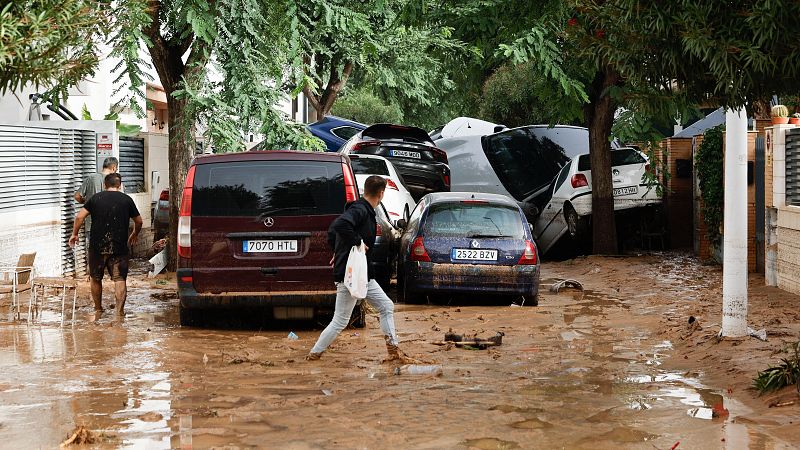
[343,241,368,299]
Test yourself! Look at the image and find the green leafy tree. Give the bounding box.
[80,104,142,137]
[0,0,108,98]
[331,88,404,125]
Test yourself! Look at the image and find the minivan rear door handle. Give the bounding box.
[261,267,278,275]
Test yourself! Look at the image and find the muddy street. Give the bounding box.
[0,253,798,449]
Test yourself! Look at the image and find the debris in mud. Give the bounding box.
[138,412,164,422]
[221,350,274,367]
[60,425,96,447]
[394,364,443,376]
[769,400,796,408]
[680,316,702,340]
[549,279,584,293]
[748,327,768,341]
[150,292,177,301]
[434,329,504,349]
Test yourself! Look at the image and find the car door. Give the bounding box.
[534,163,572,253]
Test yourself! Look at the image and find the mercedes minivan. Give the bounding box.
[175,150,365,327]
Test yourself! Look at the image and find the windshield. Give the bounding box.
[351,158,390,175]
[482,127,579,200]
[192,161,345,217]
[423,203,524,238]
[578,148,647,171]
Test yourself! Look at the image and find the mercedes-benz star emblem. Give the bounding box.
[263,217,274,227]
[471,240,480,248]
[612,168,620,176]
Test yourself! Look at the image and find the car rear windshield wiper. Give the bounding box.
[466,233,513,238]
[259,206,316,216]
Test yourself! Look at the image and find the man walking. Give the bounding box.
[307,176,411,361]
[69,173,142,315]
[74,157,119,204]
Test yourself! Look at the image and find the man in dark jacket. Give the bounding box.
[307,176,407,361]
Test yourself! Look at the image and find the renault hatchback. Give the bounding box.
[176,151,364,327]
[397,192,540,305]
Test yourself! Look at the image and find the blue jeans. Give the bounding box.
[310,280,398,354]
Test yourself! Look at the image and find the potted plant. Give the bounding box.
[790,113,800,125]
[772,105,790,124]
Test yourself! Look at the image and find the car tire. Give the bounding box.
[565,203,589,243]
[349,302,366,328]
[401,275,425,304]
[179,305,200,327]
[527,294,538,307]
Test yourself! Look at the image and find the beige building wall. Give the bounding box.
[767,124,800,295]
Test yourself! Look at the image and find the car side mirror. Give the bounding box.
[395,219,407,229]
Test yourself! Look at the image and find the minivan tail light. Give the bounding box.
[410,236,431,262]
[444,174,450,187]
[518,240,538,265]
[351,140,381,153]
[159,189,169,201]
[342,162,358,202]
[178,166,195,259]
[386,178,399,190]
[571,173,589,188]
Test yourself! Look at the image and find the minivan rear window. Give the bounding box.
[577,148,646,171]
[423,203,524,238]
[482,128,572,200]
[192,161,345,217]
[351,158,390,175]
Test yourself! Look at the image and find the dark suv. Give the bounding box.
[176,150,366,327]
[340,124,450,200]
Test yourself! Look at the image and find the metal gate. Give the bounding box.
[119,137,145,193]
[785,129,800,206]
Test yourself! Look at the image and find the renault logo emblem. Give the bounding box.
[471,240,480,248]
[264,217,274,227]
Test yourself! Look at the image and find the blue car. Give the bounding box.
[397,192,540,305]
[307,115,367,152]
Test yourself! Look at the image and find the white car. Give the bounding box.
[533,147,662,254]
[349,154,416,222]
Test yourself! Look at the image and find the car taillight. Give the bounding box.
[444,174,450,187]
[351,140,381,153]
[386,178,399,190]
[571,173,589,188]
[159,190,169,201]
[518,240,538,265]
[376,223,383,236]
[342,162,358,202]
[644,163,651,173]
[177,166,195,259]
[410,236,431,262]
[431,147,448,163]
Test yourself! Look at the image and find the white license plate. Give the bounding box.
[390,150,421,159]
[613,186,638,196]
[243,240,298,253]
[451,248,498,261]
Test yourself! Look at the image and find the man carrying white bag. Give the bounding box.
[307,176,412,362]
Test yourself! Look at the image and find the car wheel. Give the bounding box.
[349,302,366,328]
[402,275,424,304]
[527,294,538,307]
[565,204,589,242]
[179,305,200,327]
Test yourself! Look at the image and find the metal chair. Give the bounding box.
[0,252,37,320]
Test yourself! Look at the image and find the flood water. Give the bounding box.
[0,259,794,449]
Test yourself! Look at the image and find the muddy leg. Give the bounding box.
[114,281,126,315]
[90,279,103,312]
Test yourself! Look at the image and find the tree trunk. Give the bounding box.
[165,96,195,271]
[303,60,354,120]
[583,67,621,255]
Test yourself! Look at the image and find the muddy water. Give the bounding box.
[0,258,794,449]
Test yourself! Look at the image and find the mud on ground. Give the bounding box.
[0,253,798,449]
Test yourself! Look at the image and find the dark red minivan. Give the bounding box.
[176,151,363,327]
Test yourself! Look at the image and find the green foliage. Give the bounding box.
[478,61,582,128]
[107,0,153,117]
[753,342,800,394]
[0,0,108,99]
[332,88,404,125]
[695,125,725,250]
[80,104,142,137]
